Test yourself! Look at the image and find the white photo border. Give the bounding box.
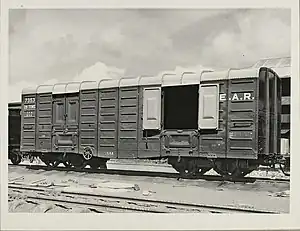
[1,0,299,230]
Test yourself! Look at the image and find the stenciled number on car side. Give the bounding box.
[104,151,114,156]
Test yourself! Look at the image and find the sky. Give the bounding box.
[9,8,291,102]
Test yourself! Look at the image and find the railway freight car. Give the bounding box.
[19,66,289,178]
[252,57,291,175]
[8,102,22,164]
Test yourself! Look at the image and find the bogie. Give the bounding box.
[168,157,212,177]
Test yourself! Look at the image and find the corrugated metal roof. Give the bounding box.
[36,85,53,94]
[23,57,292,94]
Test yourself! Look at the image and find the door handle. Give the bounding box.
[233,122,252,127]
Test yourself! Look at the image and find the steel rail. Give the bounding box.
[8,184,278,214]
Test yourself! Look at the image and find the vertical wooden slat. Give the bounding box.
[20,94,37,152]
[36,93,52,151]
[79,89,98,156]
[98,88,118,158]
[118,86,139,158]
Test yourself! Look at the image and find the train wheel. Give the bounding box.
[39,155,60,168]
[10,153,21,165]
[62,161,72,168]
[89,159,100,170]
[179,166,212,177]
[48,160,60,168]
[239,166,258,177]
[171,159,198,178]
[68,155,87,169]
[213,160,242,178]
[89,163,100,170]
[168,157,210,178]
[83,147,93,161]
[87,157,108,170]
[238,169,253,177]
[43,160,60,168]
[73,161,87,169]
[178,168,195,178]
[239,161,259,177]
[169,161,190,177]
[39,156,50,166]
[43,158,60,168]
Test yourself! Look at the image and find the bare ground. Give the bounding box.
[8,164,289,213]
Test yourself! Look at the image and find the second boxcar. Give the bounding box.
[8,102,22,164]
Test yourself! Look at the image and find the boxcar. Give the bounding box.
[8,102,22,164]
[19,66,289,177]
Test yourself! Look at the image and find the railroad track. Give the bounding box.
[11,159,285,172]
[8,184,278,214]
[8,163,290,183]
[108,161,285,172]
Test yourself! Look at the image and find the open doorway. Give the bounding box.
[163,85,199,130]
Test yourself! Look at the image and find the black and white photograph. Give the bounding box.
[1,0,300,230]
